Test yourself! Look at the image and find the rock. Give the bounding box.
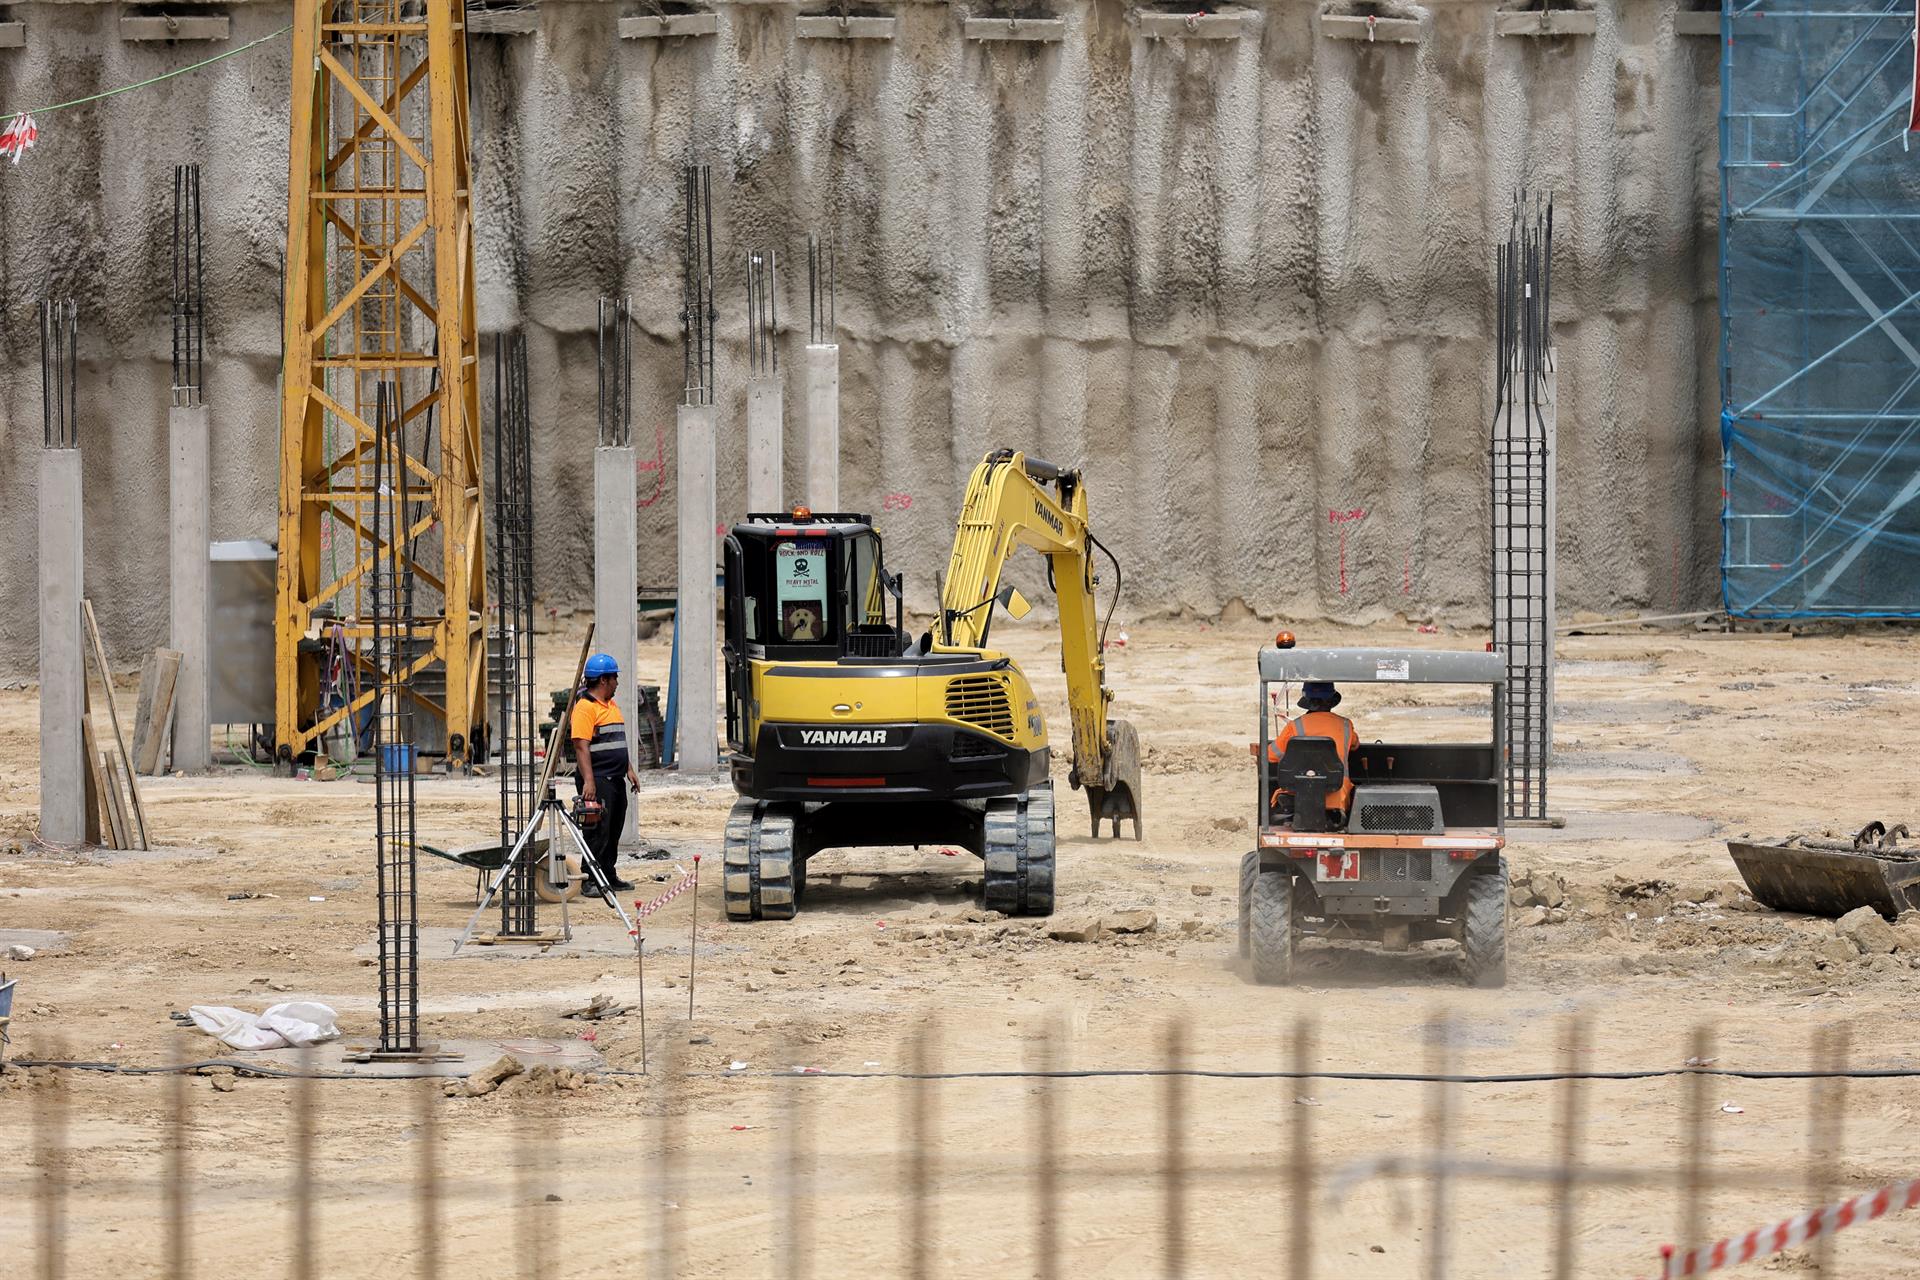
[1107,909,1157,934]
[1814,935,1861,969]
[1546,908,1569,925]
[1837,906,1899,955]
[1892,922,1920,954]
[1868,953,1901,974]
[744,979,766,994]
[209,1074,235,1093]
[1047,917,1105,944]
[1189,884,1214,898]
[441,1080,463,1097]
[464,1054,525,1097]
[6,944,34,961]
[1516,905,1550,928]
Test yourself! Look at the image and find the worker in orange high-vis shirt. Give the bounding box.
[1268,680,1360,823]
[571,652,642,897]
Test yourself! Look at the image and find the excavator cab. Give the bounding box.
[721,513,910,750]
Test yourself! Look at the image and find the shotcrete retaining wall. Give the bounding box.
[0,0,1721,673]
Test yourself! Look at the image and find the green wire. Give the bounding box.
[8,23,292,118]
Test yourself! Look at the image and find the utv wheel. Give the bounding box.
[1460,861,1509,988]
[722,799,799,922]
[983,783,1056,917]
[1249,868,1295,986]
[1237,850,1258,959]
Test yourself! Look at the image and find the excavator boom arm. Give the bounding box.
[940,450,1115,793]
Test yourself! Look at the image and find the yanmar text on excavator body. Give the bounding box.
[718,449,1144,922]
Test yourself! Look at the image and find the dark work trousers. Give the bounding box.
[579,772,628,885]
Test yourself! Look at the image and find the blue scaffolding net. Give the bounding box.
[1721,1,1920,617]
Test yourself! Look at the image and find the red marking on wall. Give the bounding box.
[881,492,913,512]
[1329,508,1367,597]
[1403,548,1412,596]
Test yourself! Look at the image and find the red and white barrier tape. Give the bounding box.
[629,867,697,928]
[1655,1176,1920,1277]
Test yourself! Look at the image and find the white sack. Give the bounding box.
[188,1001,340,1051]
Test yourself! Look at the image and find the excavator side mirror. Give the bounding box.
[997,585,1033,620]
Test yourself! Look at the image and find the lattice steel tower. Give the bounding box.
[277,0,485,769]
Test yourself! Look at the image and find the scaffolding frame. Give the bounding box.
[1721,0,1920,617]
[277,0,486,768]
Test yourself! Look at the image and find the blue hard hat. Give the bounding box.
[1298,681,1341,709]
[584,652,619,681]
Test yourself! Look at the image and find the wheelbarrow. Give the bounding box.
[1728,821,1920,920]
[419,836,582,904]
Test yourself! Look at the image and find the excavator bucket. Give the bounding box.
[1088,718,1144,840]
[1728,824,1920,919]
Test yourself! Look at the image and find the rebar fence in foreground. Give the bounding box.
[11,1016,1918,1279]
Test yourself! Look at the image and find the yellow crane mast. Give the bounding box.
[276,0,485,769]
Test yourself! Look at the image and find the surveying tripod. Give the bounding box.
[455,784,636,951]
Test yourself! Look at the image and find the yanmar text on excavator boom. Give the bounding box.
[718,449,1144,921]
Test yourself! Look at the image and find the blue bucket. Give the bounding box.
[380,744,416,774]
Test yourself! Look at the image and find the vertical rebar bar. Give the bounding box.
[681,163,716,407]
[1679,1025,1714,1263]
[598,298,633,448]
[1491,191,1554,821]
[1549,1017,1587,1280]
[905,1018,935,1280]
[417,1072,441,1280]
[652,1037,683,1279]
[781,1034,813,1280]
[1032,1016,1061,1280]
[807,235,836,345]
[1287,1019,1313,1280]
[515,1092,546,1280]
[38,298,78,450]
[1424,1018,1453,1280]
[494,331,537,937]
[35,1038,67,1280]
[171,163,205,407]
[167,1045,190,1280]
[1809,1023,1851,1273]
[372,379,421,1053]
[292,1045,315,1280]
[1163,1018,1188,1279]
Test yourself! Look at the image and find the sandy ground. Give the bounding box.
[3,617,1919,1278]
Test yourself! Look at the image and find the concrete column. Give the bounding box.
[746,376,783,515]
[169,405,211,771]
[804,343,840,511]
[594,444,639,846]
[38,447,85,844]
[675,404,719,772]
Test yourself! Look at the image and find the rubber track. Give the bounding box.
[722,799,798,921]
[1249,868,1294,985]
[1460,862,1507,987]
[983,783,1055,916]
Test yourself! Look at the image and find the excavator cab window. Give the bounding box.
[772,539,835,644]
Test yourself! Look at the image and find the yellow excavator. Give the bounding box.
[719,448,1144,921]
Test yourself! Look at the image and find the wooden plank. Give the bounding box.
[82,600,149,850]
[80,698,106,847]
[133,649,184,775]
[105,752,133,850]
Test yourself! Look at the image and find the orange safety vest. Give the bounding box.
[1268,710,1359,815]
